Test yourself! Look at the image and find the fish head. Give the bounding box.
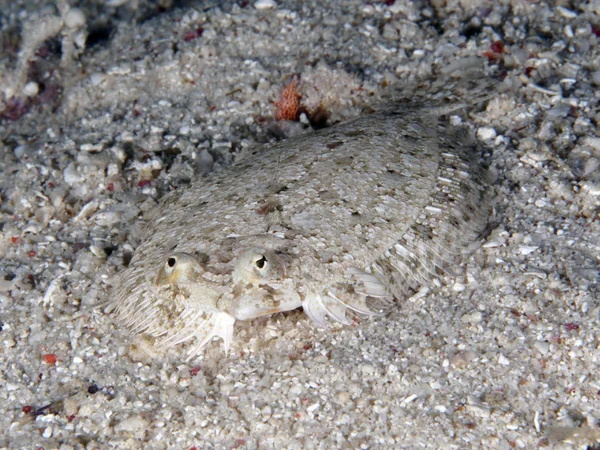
[148,236,388,356]
[154,236,304,319]
[224,246,303,320]
[148,238,303,356]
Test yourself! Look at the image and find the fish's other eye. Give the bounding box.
[167,257,177,268]
[255,255,267,269]
[232,248,280,285]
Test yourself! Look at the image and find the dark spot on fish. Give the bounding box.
[256,199,282,215]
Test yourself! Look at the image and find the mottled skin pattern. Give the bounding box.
[111,108,491,359]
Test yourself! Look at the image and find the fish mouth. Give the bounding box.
[228,294,302,320]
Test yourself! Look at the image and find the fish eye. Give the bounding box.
[254,255,267,270]
[167,256,177,268]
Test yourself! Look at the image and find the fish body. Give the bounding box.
[111,109,490,358]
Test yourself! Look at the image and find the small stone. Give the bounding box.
[583,158,599,177]
[337,391,351,404]
[22,81,39,97]
[556,5,577,18]
[74,201,99,221]
[93,210,122,226]
[80,143,104,153]
[519,246,538,255]
[198,148,214,172]
[534,341,549,355]
[362,4,375,15]
[63,163,82,184]
[467,403,490,418]
[115,415,149,433]
[412,49,425,59]
[90,245,107,259]
[583,136,600,153]
[90,73,106,86]
[254,0,276,10]
[461,310,483,324]
[452,282,466,292]
[498,354,510,366]
[13,145,30,158]
[64,8,86,29]
[6,381,19,391]
[306,402,320,413]
[477,127,497,140]
[450,351,477,368]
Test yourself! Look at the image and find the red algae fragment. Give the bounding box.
[483,40,504,61]
[564,323,580,331]
[184,27,204,42]
[274,78,301,121]
[42,354,57,365]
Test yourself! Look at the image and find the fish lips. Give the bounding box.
[228,287,302,320]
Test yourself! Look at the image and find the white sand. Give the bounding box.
[1,1,599,449]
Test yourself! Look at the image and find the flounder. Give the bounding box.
[111,107,491,359]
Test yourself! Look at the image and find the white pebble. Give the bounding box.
[362,5,375,15]
[22,81,39,97]
[90,244,107,258]
[450,351,476,368]
[449,115,462,126]
[254,0,276,10]
[115,415,149,433]
[63,162,83,184]
[80,143,104,153]
[477,127,497,140]
[337,391,350,404]
[467,403,490,418]
[583,136,600,152]
[6,381,19,391]
[306,402,320,413]
[13,145,29,158]
[74,200,99,221]
[64,8,86,29]
[198,148,214,172]
[412,49,425,59]
[534,341,549,355]
[556,5,577,18]
[93,210,122,226]
[452,282,466,292]
[461,310,482,324]
[584,158,599,177]
[498,354,510,366]
[519,245,538,255]
[89,73,106,86]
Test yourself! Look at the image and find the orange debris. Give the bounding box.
[274,78,301,121]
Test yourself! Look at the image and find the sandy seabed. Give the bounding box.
[1,0,600,449]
